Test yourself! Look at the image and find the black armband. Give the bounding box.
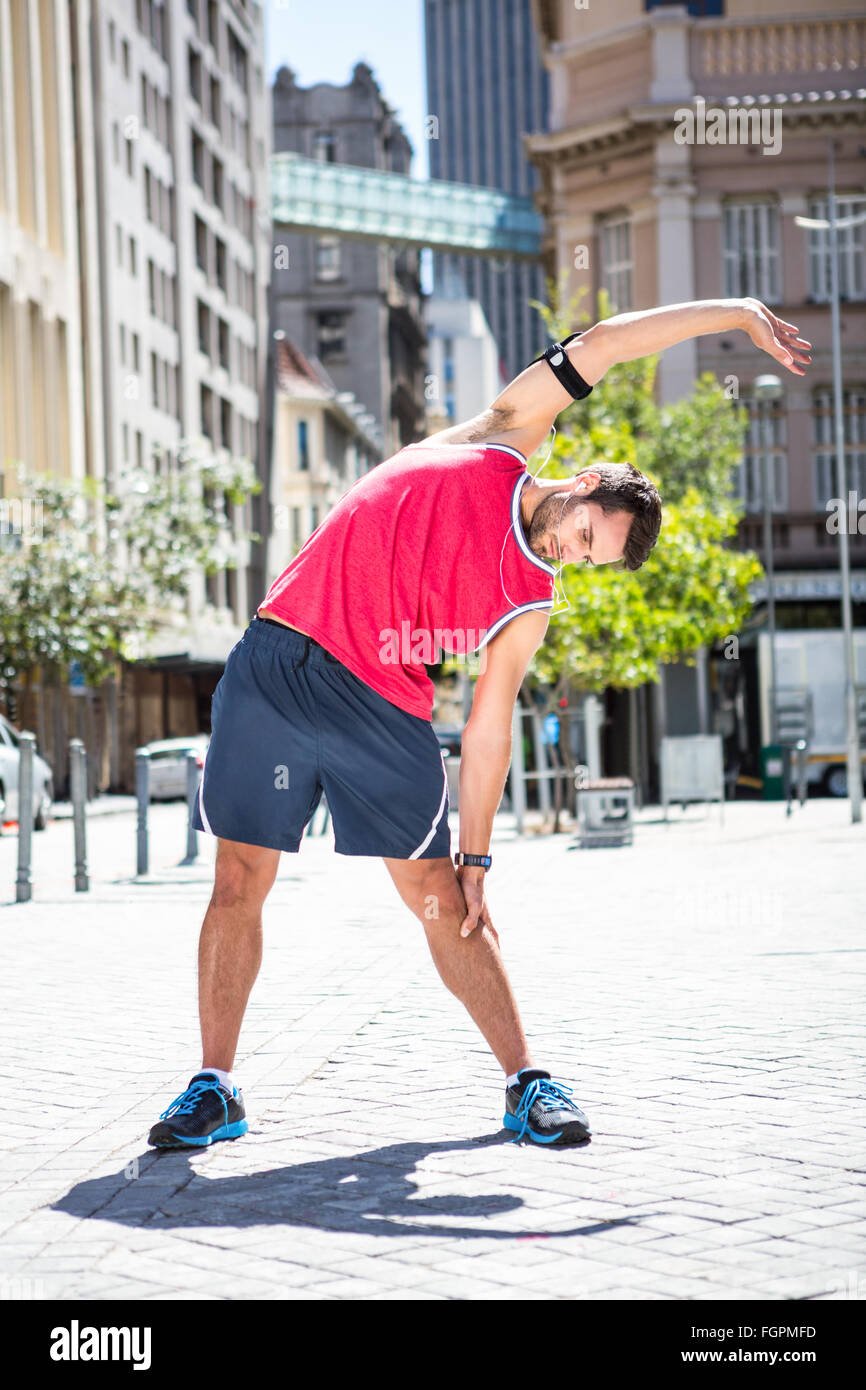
[530,331,593,401]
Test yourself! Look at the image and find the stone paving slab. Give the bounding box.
[0,798,864,1300]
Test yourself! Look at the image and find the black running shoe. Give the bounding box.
[147,1071,248,1149]
[504,1068,591,1145]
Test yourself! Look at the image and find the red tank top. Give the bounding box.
[259,441,555,720]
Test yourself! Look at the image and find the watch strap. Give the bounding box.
[454,852,492,871]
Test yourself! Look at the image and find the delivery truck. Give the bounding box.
[757,629,866,796]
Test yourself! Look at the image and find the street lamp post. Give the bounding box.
[795,138,865,824]
[753,373,785,747]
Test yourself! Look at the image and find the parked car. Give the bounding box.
[140,735,210,801]
[0,715,54,831]
[433,724,463,811]
[433,725,463,760]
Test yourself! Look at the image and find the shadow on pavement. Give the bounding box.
[52,1135,644,1242]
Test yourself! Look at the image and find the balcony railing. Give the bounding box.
[694,17,865,81]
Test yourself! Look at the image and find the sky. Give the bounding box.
[264,0,430,179]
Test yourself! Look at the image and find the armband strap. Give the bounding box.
[530,331,593,401]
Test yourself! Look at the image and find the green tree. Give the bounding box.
[0,446,259,696]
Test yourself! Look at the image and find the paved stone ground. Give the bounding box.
[0,797,863,1301]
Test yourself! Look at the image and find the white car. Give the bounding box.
[141,735,209,801]
[0,715,54,831]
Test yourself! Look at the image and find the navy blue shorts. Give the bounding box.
[192,617,451,859]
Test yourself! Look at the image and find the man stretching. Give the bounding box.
[147,296,809,1149]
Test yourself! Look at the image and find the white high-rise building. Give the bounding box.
[83,0,271,637]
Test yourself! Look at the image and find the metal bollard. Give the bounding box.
[180,750,200,865]
[15,732,35,903]
[69,738,89,892]
[135,748,151,876]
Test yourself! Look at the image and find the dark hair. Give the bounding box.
[580,462,662,572]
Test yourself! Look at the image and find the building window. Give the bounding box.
[813,387,866,507]
[220,397,232,449]
[191,131,205,188]
[207,0,219,51]
[218,319,230,370]
[228,28,248,92]
[212,157,224,211]
[317,310,347,362]
[198,301,211,356]
[310,505,320,531]
[215,238,227,292]
[119,323,127,364]
[129,235,136,276]
[599,215,633,313]
[188,45,202,105]
[116,224,124,265]
[297,419,310,470]
[200,384,214,439]
[209,75,221,132]
[313,131,336,163]
[291,507,302,551]
[108,19,116,62]
[121,38,130,79]
[132,332,140,373]
[807,195,866,302]
[125,136,134,177]
[194,215,208,272]
[737,395,787,514]
[723,201,781,302]
[315,236,341,281]
[112,123,120,164]
[151,351,160,410]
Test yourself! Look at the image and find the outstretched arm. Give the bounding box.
[426,297,811,461]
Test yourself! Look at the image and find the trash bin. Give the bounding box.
[760,744,785,800]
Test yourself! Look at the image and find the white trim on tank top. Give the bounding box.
[404,439,528,466]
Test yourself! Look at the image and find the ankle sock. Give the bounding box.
[506,1067,550,1088]
[200,1066,234,1094]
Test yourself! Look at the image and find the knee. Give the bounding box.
[211,842,276,910]
[396,861,464,926]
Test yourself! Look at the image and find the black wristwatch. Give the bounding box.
[454,852,492,871]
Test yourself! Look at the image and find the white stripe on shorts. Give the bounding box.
[197,754,214,836]
[408,749,449,859]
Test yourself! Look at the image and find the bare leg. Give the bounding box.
[198,838,280,1072]
[383,856,533,1078]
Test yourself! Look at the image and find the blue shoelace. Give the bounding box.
[510,1077,580,1142]
[159,1078,228,1122]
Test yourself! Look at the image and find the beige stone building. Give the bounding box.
[0,0,86,488]
[527,0,866,787]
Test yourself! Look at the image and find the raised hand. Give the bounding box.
[742,297,812,376]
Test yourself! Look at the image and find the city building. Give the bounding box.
[86,0,271,643]
[527,0,866,792]
[0,0,86,488]
[2,0,272,793]
[267,334,382,583]
[270,61,426,459]
[424,0,551,381]
[424,286,506,436]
